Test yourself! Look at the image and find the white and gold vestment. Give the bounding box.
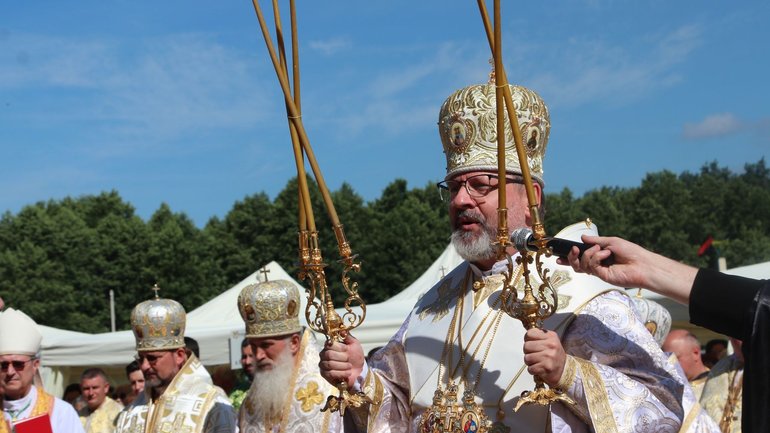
[114,355,234,433]
[346,223,690,433]
[238,329,342,433]
[80,396,123,433]
[700,354,743,433]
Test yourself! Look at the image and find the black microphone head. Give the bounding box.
[510,227,533,253]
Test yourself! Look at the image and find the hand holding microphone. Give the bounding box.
[510,227,591,259]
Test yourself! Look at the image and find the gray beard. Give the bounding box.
[247,348,295,421]
[451,211,497,263]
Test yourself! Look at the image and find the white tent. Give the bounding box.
[352,244,464,352]
[38,262,303,394]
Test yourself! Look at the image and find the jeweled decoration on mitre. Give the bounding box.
[438,82,550,184]
[130,284,186,352]
[238,279,302,338]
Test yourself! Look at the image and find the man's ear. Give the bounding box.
[174,347,188,367]
[522,182,543,224]
[289,333,301,357]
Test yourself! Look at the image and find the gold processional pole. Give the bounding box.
[477,0,575,411]
[249,0,370,415]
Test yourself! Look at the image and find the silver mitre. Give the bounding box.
[131,284,186,352]
[238,278,301,338]
[438,80,550,184]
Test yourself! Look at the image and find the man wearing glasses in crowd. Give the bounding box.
[0,308,84,433]
[114,288,236,433]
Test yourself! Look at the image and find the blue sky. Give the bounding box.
[2,1,768,226]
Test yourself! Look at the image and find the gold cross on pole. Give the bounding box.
[259,266,271,282]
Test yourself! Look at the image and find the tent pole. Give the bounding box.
[109,289,116,332]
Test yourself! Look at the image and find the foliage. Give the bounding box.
[1,160,768,331]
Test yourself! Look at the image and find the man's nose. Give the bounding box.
[254,348,267,361]
[451,184,475,207]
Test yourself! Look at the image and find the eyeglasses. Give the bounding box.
[134,352,169,365]
[0,359,34,372]
[436,174,519,202]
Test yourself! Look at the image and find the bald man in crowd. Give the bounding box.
[663,330,711,400]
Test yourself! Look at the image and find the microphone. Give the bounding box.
[510,227,591,259]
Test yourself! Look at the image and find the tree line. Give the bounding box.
[1,159,768,332]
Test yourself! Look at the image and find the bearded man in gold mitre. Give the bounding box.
[319,78,693,432]
[237,278,342,433]
[114,287,236,433]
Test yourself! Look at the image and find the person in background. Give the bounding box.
[211,366,238,396]
[237,279,341,432]
[114,287,235,433]
[227,340,255,410]
[78,368,122,433]
[124,360,145,404]
[663,330,711,400]
[703,339,728,369]
[113,384,134,407]
[240,339,255,383]
[0,308,84,433]
[184,336,200,360]
[63,383,82,407]
[700,339,744,433]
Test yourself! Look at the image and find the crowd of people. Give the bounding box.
[1,77,767,433]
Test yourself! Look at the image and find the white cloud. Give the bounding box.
[308,37,351,56]
[527,24,702,108]
[310,42,485,140]
[0,32,274,156]
[682,113,742,139]
[682,113,770,143]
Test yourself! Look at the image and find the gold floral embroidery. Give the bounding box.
[295,381,324,412]
[574,357,619,433]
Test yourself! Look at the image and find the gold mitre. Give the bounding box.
[238,279,301,338]
[438,81,550,184]
[0,308,42,356]
[130,285,186,352]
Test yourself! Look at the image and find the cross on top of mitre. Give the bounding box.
[259,266,271,282]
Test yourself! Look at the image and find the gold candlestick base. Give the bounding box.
[321,383,372,415]
[513,377,575,412]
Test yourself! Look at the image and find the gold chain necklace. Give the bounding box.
[418,265,523,433]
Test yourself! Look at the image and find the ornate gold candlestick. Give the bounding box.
[478,0,575,412]
[248,0,370,416]
[501,248,575,411]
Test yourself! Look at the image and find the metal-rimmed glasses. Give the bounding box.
[436,174,518,202]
